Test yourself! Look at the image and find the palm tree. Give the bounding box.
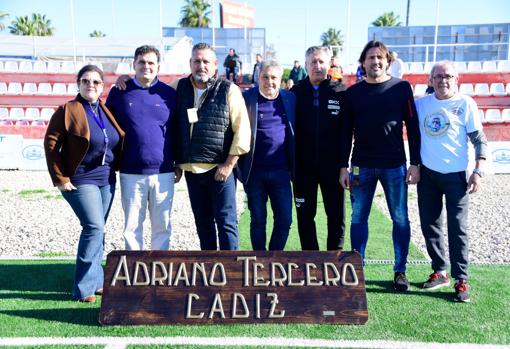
[9,15,35,35]
[372,12,402,27]
[9,13,54,36]
[0,11,9,31]
[32,13,54,36]
[320,27,344,56]
[179,0,210,28]
[90,30,106,38]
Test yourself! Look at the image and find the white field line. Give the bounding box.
[0,337,508,349]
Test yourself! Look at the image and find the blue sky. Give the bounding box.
[1,0,510,65]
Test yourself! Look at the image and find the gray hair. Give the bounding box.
[192,42,216,58]
[305,46,332,61]
[259,59,283,76]
[429,61,458,81]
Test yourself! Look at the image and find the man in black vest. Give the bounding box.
[173,43,251,250]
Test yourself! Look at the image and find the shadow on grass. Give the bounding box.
[0,292,71,301]
[0,263,74,293]
[366,280,452,301]
[0,307,100,326]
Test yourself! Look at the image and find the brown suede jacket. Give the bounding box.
[44,97,125,186]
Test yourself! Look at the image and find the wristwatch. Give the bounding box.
[473,168,485,178]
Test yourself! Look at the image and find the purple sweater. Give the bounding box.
[252,93,289,171]
[106,79,177,174]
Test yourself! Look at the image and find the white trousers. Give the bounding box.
[120,173,174,250]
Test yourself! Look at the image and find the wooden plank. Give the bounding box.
[99,251,368,326]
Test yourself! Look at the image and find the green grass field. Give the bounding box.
[0,197,509,347]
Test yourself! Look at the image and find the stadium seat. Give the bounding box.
[459,83,474,96]
[484,109,501,123]
[408,62,424,74]
[115,62,132,74]
[482,61,497,72]
[22,82,38,95]
[25,107,40,119]
[67,83,78,95]
[53,83,67,95]
[4,61,18,72]
[41,108,55,120]
[18,61,33,72]
[467,61,482,73]
[454,62,467,73]
[31,119,47,126]
[9,107,25,119]
[7,82,22,95]
[474,83,490,96]
[0,107,9,119]
[478,109,485,122]
[413,84,428,97]
[47,61,61,73]
[490,83,506,96]
[423,62,434,74]
[502,109,510,122]
[61,61,76,73]
[89,62,104,71]
[33,61,46,72]
[506,83,510,95]
[497,60,510,72]
[37,83,52,95]
[0,82,7,94]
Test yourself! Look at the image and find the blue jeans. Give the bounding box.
[349,165,410,272]
[61,184,115,299]
[185,169,238,250]
[244,169,292,250]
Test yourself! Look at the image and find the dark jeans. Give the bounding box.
[185,168,238,250]
[244,169,292,250]
[418,166,469,280]
[349,165,410,272]
[293,166,345,250]
[61,184,115,299]
[226,67,239,82]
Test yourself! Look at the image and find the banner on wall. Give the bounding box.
[0,134,23,169]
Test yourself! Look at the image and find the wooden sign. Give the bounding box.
[99,251,368,325]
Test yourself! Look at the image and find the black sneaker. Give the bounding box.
[454,280,470,303]
[422,272,450,290]
[394,272,409,291]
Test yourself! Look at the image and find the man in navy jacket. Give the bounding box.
[237,59,296,250]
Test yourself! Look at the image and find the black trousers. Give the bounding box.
[293,166,345,250]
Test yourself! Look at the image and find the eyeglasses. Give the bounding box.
[432,74,456,81]
[80,78,103,86]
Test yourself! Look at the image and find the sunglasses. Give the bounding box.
[80,78,103,86]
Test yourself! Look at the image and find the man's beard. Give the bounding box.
[193,72,210,84]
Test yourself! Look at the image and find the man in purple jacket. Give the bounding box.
[106,45,179,250]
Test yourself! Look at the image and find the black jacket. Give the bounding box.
[291,78,346,171]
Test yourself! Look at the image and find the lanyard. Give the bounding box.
[85,103,109,165]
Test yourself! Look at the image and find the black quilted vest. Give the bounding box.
[175,76,233,164]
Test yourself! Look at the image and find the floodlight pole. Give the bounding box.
[70,0,77,64]
[432,0,440,63]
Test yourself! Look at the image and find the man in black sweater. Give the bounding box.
[291,46,346,251]
[339,40,421,291]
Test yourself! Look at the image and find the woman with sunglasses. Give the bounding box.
[44,65,124,303]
